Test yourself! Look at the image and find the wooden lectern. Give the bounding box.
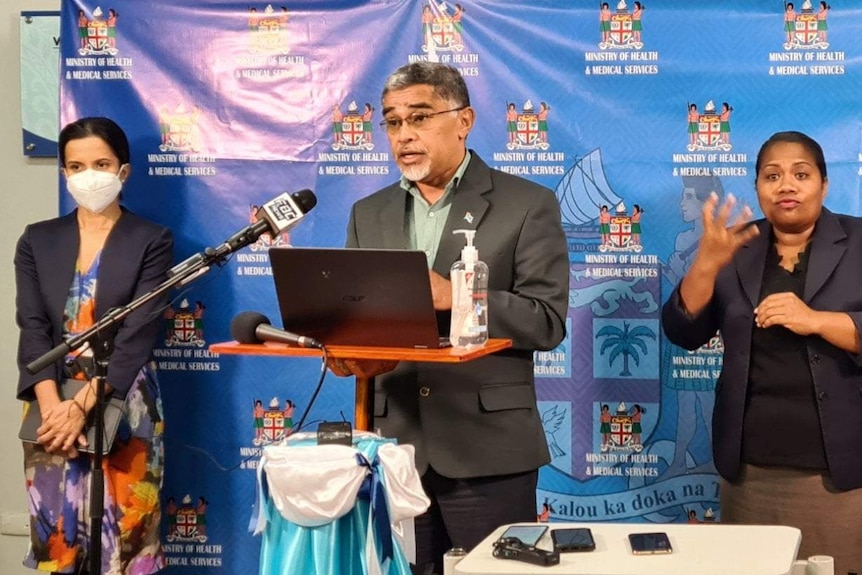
[209,339,512,430]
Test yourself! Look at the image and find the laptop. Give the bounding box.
[19,379,126,455]
[268,247,449,348]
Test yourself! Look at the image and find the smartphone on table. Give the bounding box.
[551,527,596,552]
[628,532,673,555]
[498,524,548,546]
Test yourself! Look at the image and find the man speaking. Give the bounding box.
[344,62,569,574]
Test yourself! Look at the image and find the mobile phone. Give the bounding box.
[551,527,596,552]
[628,532,673,555]
[498,525,548,547]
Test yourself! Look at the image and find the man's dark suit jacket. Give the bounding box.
[15,209,174,401]
[662,208,862,490]
[346,152,570,479]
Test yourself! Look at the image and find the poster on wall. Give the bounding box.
[20,11,60,157]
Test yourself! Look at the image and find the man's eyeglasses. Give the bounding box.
[378,106,467,134]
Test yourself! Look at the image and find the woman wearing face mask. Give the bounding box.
[14,117,173,575]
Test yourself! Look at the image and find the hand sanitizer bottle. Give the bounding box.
[449,229,489,348]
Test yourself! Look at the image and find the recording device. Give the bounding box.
[168,189,317,278]
[231,311,323,349]
[492,537,560,567]
[551,527,596,552]
[316,421,352,446]
[498,525,548,547]
[628,532,673,555]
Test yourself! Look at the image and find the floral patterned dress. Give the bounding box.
[23,252,166,575]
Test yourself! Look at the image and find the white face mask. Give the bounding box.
[65,166,126,213]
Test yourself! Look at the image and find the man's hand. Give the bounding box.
[327,358,398,378]
[429,270,452,310]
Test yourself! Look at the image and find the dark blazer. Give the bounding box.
[15,209,174,401]
[346,152,569,478]
[662,208,862,490]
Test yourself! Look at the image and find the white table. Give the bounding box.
[454,522,801,575]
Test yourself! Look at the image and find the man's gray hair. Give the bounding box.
[382,62,471,108]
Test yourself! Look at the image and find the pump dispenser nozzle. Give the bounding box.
[453,229,478,264]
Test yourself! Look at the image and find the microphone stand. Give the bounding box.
[25,229,259,574]
[88,336,111,575]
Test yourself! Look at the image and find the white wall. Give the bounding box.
[1,2,61,572]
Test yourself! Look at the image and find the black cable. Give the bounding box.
[163,345,329,472]
[293,346,329,433]
[173,425,324,472]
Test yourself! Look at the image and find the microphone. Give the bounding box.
[169,189,317,277]
[231,310,323,350]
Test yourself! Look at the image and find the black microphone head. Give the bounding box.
[291,189,317,213]
[231,311,271,343]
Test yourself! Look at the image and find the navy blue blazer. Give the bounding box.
[15,209,173,400]
[346,152,569,478]
[662,208,862,490]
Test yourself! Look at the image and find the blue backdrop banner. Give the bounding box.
[58,1,862,572]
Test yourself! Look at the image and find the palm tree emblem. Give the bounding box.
[596,321,656,376]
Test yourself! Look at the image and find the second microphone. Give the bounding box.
[230,311,323,350]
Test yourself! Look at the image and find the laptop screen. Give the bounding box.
[268,247,444,348]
